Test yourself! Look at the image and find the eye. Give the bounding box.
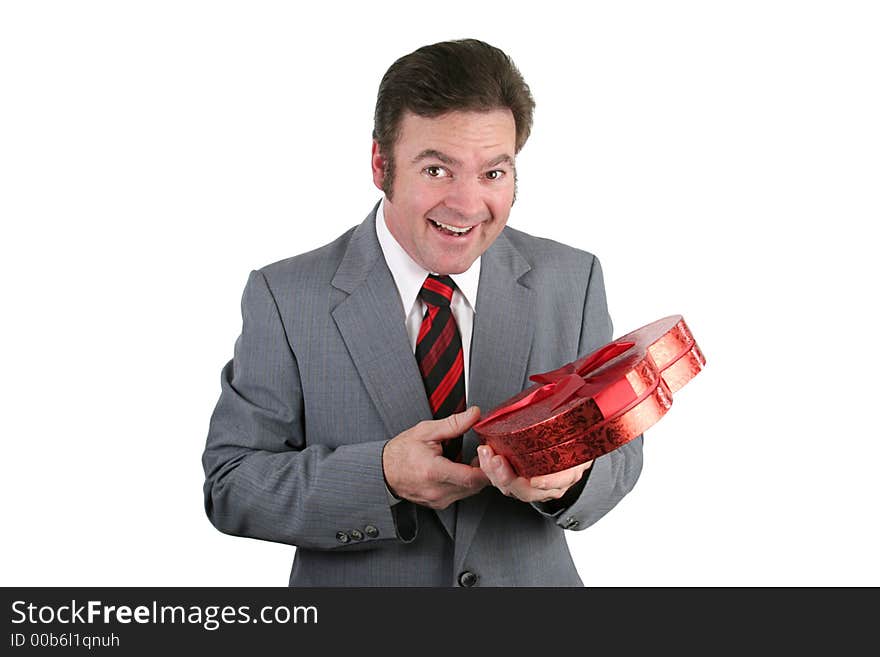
[424,165,449,178]
[485,170,506,181]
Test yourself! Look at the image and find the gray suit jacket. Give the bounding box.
[202,203,643,586]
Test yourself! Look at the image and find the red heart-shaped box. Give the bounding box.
[472,315,705,477]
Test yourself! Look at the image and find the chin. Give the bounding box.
[419,243,482,275]
[436,260,474,275]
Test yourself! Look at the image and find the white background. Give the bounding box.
[2,1,877,586]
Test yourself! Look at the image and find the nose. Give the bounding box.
[443,176,489,221]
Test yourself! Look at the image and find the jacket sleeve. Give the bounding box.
[201,270,417,550]
[531,255,644,529]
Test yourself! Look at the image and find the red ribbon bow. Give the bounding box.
[476,341,638,427]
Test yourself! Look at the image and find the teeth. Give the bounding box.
[430,219,473,234]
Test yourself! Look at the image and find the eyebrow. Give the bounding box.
[411,149,515,169]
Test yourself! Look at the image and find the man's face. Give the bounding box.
[372,109,517,275]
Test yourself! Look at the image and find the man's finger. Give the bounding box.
[530,461,590,490]
[435,460,490,489]
[491,454,519,486]
[530,472,574,490]
[478,448,519,491]
[426,406,481,441]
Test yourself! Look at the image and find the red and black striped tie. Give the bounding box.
[416,274,465,462]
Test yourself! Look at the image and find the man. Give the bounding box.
[202,39,643,586]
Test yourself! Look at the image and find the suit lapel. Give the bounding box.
[331,206,456,537]
[331,206,433,440]
[455,231,535,571]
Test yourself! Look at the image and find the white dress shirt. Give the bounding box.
[375,198,481,399]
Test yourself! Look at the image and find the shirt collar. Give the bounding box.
[375,197,481,312]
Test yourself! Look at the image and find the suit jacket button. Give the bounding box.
[564,516,580,529]
[350,529,364,541]
[364,525,379,538]
[458,571,478,587]
[336,531,350,544]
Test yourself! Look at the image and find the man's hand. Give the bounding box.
[382,406,490,509]
[477,444,592,503]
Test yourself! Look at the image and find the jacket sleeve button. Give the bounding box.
[458,571,478,587]
[350,529,364,541]
[336,531,350,543]
[364,525,379,538]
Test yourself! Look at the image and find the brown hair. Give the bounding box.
[373,39,535,199]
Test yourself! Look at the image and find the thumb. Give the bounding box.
[429,406,481,440]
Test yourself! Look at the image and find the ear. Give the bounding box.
[370,141,385,192]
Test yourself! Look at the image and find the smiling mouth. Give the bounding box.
[428,218,476,237]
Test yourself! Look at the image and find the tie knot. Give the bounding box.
[419,274,455,308]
